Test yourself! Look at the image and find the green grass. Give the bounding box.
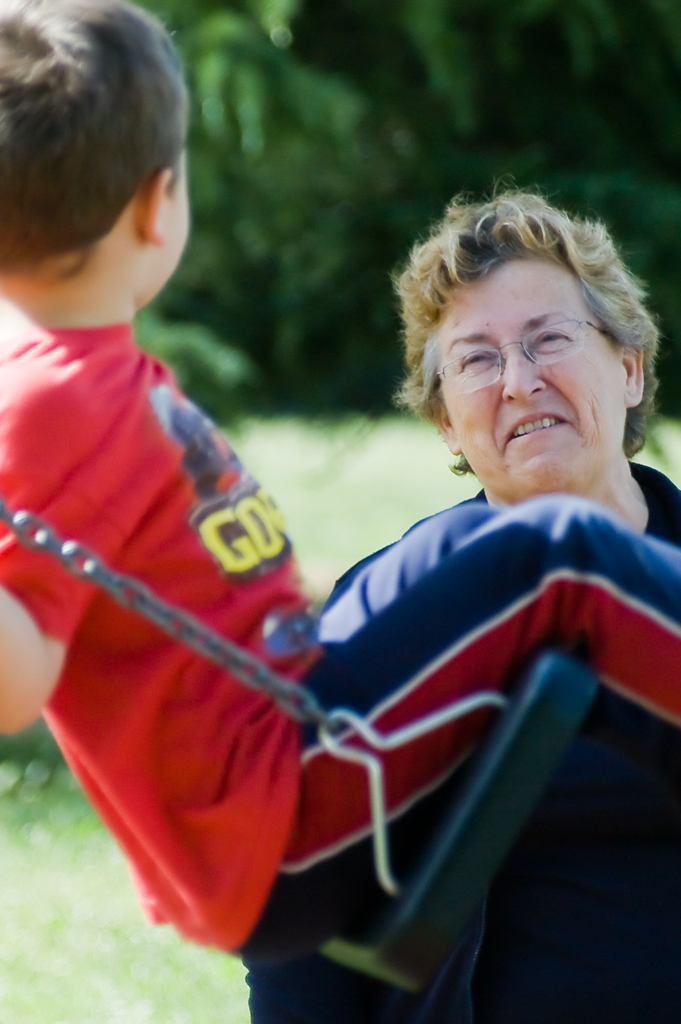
[0,769,248,1024]
[0,414,680,1023]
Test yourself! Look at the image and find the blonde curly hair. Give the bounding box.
[394,189,659,473]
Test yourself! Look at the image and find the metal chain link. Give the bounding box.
[0,497,331,727]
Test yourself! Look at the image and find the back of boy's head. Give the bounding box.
[0,0,188,271]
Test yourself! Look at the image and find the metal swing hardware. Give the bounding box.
[321,651,598,989]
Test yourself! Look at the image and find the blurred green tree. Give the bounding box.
[140,0,681,420]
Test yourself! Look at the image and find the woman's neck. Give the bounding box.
[485,459,649,533]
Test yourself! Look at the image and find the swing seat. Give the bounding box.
[322,650,599,991]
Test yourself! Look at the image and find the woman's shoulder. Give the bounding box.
[321,493,489,634]
[632,462,681,545]
[328,495,485,597]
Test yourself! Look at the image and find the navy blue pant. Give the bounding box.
[242,495,681,961]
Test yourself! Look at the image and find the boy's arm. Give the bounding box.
[0,584,65,733]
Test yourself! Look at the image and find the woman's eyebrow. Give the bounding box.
[448,331,494,348]
[523,312,569,330]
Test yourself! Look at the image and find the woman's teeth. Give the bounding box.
[514,417,557,437]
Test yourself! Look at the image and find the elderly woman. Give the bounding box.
[245,191,681,1023]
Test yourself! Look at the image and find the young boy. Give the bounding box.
[3,0,681,967]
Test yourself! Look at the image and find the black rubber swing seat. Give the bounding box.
[321,650,599,991]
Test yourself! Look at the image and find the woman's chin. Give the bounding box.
[491,453,589,505]
[512,441,580,481]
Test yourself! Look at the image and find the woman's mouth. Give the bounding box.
[512,417,558,438]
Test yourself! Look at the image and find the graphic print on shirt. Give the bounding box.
[149,385,292,582]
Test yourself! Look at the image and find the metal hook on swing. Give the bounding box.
[318,691,508,897]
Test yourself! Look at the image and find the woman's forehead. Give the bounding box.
[436,261,588,344]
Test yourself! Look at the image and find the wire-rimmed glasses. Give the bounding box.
[436,319,600,395]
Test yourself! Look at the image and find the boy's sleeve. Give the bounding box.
[0,346,135,641]
[0,486,125,643]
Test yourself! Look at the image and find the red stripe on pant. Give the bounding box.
[283,570,681,868]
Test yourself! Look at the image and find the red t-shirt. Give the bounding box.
[0,323,311,950]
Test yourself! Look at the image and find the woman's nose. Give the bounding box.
[500,346,546,399]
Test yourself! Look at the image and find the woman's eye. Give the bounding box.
[532,331,570,352]
[461,350,497,371]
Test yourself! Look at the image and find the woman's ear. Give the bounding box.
[132,168,176,247]
[623,347,645,409]
[434,403,463,456]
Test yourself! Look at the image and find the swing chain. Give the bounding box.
[0,496,508,897]
[0,497,331,727]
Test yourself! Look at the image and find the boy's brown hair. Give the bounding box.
[0,0,188,270]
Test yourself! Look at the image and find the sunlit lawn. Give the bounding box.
[0,769,248,1024]
[0,415,679,1023]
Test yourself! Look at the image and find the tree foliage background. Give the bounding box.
[140,0,681,421]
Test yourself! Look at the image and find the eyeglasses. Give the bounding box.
[437,319,600,395]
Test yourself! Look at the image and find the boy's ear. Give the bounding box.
[133,168,176,247]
